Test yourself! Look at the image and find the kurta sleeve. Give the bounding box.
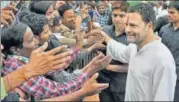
[152,60,177,101]
[107,39,131,63]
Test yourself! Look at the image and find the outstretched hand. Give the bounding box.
[20,42,73,80]
[80,73,109,97]
[1,2,17,26]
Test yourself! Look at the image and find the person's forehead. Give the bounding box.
[46,6,53,14]
[99,5,105,8]
[64,9,74,16]
[82,4,88,8]
[24,28,33,40]
[168,7,179,12]
[128,12,143,21]
[112,9,126,14]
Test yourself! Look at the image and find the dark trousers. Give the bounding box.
[174,80,179,101]
[99,87,125,102]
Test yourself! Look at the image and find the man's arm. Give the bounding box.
[58,37,77,45]
[2,43,72,93]
[106,64,128,72]
[88,30,131,63]
[42,88,85,101]
[75,15,82,31]
[19,73,88,99]
[107,39,130,63]
[42,73,109,101]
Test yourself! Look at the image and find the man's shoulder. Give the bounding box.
[160,23,171,31]
[154,42,175,64]
[159,23,171,37]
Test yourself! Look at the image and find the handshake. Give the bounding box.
[85,30,112,46]
[72,29,112,52]
[79,30,111,52]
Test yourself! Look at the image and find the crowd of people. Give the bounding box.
[0,0,179,101]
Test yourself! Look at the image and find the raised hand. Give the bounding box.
[88,30,112,43]
[87,43,106,52]
[80,73,109,96]
[74,31,85,49]
[1,5,17,26]
[87,35,104,46]
[19,42,73,80]
[84,52,111,77]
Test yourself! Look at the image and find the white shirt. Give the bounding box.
[156,9,168,19]
[107,39,177,101]
[154,6,163,17]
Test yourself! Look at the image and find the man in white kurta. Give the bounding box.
[89,3,177,101]
[107,39,176,101]
[106,3,177,101]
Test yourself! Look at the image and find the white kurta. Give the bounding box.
[107,39,177,101]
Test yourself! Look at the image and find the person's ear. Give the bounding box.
[147,21,153,31]
[10,46,18,55]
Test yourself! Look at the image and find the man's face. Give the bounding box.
[39,24,52,45]
[20,27,39,58]
[168,8,179,23]
[112,9,127,29]
[62,9,75,29]
[81,4,88,14]
[125,13,149,44]
[46,5,55,26]
[98,5,105,15]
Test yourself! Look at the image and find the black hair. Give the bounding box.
[154,15,169,32]
[58,4,73,17]
[148,2,155,8]
[163,3,168,10]
[128,3,156,25]
[1,22,28,56]
[112,1,130,12]
[79,1,89,8]
[29,1,52,15]
[53,16,61,26]
[168,1,179,11]
[18,11,48,36]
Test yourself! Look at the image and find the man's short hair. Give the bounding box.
[29,1,52,15]
[18,11,48,36]
[128,3,156,25]
[163,3,168,10]
[168,1,179,12]
[112,1,130,12]
[96,1,105,7]
[58,4,73,17]
[1,22,28,56]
